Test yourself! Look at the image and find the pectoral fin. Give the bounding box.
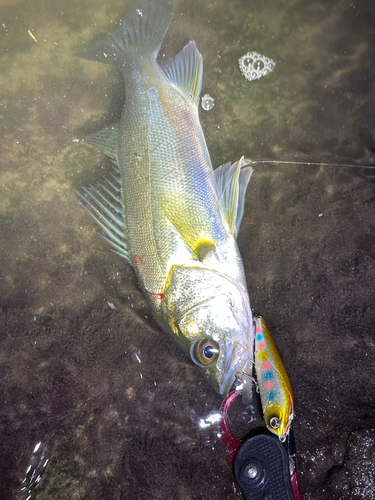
[214,157,253,237]
[160,193,216,261]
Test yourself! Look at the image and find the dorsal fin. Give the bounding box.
[214,157,253,237]
[83,122,119,162]
[161,41,203,106]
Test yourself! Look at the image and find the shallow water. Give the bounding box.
[1,0,374,499]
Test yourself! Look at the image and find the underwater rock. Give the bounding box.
[327,428,375,499]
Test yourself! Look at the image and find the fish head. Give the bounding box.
[182,295,254,401]
[263,401,294,441]
[164,264,254,402]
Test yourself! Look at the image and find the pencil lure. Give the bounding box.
[254,316,294,441]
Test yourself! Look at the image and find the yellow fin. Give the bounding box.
[160,193,216,261]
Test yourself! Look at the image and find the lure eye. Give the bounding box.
[191,338,220,366]
[269,416,281,429]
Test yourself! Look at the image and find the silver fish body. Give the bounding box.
[79,0,254,400]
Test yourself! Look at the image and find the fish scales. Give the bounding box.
[79,0,255,401]
[119,61,221,294]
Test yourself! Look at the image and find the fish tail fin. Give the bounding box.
[79,0,173,65]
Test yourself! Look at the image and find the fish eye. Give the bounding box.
[191,338,220,366]
[269,416,281,429]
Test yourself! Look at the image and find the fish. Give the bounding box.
[254,315,294,441]
[78,0,255,402]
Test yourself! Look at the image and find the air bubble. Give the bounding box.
[243,57,253,67]
[253,60,264,71]
[201,94,215,111]
[238,51,276,81]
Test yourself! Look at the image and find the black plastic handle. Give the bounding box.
[234,434,295,500]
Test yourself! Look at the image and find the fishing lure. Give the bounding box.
[254,315,294,441]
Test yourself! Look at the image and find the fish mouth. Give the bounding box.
[219,340,253,398]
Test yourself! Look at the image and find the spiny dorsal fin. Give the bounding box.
[161,40,203,106]
[214,157,253,237]
[78,162,130,263]
[83,122,119,162]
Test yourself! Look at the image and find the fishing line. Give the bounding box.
[247,160,375,170]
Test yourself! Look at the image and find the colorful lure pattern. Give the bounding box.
[254,316,294,441]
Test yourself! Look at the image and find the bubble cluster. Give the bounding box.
[201,94,215,111]
[238,51,276,82]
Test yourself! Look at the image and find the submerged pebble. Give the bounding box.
[201,94,215,111]
[238,51,276,81]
